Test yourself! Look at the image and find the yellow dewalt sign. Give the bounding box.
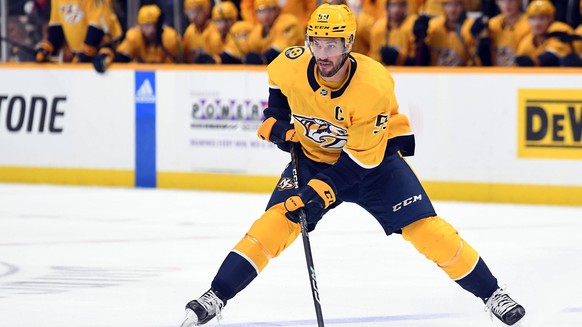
[518,89,582,159]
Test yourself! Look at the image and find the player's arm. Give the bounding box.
[257,85,297,152]
[36,2,65,62]
[77,0,115,62]
[285,112,390,222]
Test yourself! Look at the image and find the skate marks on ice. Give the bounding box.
[213,312,465,326]
[0,265,178,299]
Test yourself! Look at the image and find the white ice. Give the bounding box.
[1,183,581,327]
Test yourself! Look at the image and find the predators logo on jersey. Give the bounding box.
[285,46,304,59]
[60,4,84,24]
[293,114,348,149]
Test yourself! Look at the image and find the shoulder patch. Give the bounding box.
[285,47,305,60]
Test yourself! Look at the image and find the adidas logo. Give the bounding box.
[136,78,155,103]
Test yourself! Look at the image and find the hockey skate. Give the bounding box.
[484,287,525,326]
[181,289,227,327]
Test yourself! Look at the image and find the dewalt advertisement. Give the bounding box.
[518,89,582,160]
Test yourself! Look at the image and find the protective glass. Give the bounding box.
[307,37,348,58]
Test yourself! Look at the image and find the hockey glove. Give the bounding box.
[514,55,535,67]
[284,179,336,224]
[257,117,299,143]
[380,46,400,65]
[35,40,53,62]
[413,15,430,40]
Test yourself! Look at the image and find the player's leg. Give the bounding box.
[358,151,525,326]
[182,157,332,326]
[401,217,525,325]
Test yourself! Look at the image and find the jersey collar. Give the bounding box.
[307,55,357,99]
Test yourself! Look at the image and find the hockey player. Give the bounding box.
[192,21,258,64]
[181,3,526,327]
[469,0,530,66]
[413,0,476,66]
[368,0,417,65]
[92,4,181,73]
[207,0,240,55]
[515,0,576,66]
[35,0,122,63]
[182,0,216,63]
[245,0,304,64]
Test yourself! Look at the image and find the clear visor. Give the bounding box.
[306,36,349,58]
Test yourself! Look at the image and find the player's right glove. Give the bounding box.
[35,40,53,62]
[284,179,336,224]
[92,49,114,74]
[413,15,430,40]
[257,117,299,144]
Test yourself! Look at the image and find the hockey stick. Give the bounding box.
[290,143,325,327]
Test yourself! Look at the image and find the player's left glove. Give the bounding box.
[284,179,336,224]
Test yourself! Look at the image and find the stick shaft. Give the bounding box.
[290,144,325,327]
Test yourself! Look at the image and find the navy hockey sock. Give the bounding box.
[455,257,499,300]
[211,251,258,300]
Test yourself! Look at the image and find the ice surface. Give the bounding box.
[1,184,581,327]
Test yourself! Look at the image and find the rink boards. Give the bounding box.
[0,63,581,205]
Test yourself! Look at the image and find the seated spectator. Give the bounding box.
[92,4,181,73]
[470,0,530,66]
[515,0,577,66]
[369,0,417,65]
[246,0,304,64]
[414,0,476,66]
[205,0,241,57]
[182,0,217,63]
[35,0,122,63]
[193,20,257,64]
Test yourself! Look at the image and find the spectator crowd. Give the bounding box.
[1,0,581,67]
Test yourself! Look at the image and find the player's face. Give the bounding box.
[140,23,156,42]
[442,1,464,23]
[496,0,521,17]
[310,37,348,79]
[214,18,235,38]
[185,6,209,26]
[256,6,279,28]
[387,1,407,24]
[528,14,552,35]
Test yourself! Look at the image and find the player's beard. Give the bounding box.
[317,57,344,78]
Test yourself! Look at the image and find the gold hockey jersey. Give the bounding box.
[182,22,221,62]
[516,21,574,60]
[369,14,417,64]
[117,26,181,63]
[248,13,304,53]
[487,14,531,66]
[267,46,411,167]
[48,0,119,52]
[425,15,476,66]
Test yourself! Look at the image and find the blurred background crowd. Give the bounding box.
[0,0,581,69]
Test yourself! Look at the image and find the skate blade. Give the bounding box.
[181,309,199,327]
